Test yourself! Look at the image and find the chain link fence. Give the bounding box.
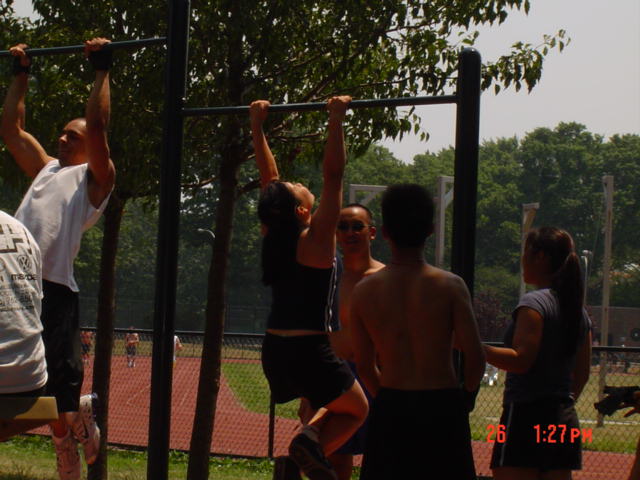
[58,330,640,478]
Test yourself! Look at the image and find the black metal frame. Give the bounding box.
[0,37,166,57]
[150,2,481,479]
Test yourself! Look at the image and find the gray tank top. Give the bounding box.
[503,288,591,404]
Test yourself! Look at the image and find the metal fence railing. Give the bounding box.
[44,331,640,478]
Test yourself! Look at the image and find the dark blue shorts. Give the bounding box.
[335,361,372,455]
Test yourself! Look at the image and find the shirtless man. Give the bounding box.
[351,183,485,479]
[80,330,93,365]
[328,204,383,479]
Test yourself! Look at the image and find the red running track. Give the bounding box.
[31,356,634,479]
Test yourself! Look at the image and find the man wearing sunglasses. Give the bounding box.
[328,203,384,480]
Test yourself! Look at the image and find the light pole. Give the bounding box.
[520,203,540,298]
[580,250,592,306]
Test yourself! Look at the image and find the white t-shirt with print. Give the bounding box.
[0,211,47,393]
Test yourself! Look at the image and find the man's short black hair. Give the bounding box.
[343,202,374,224]
[381,184,434,248]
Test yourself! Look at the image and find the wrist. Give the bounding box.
[12,57,30,76]
[88,49,113,71]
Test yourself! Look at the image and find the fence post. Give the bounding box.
[268,396,276,458]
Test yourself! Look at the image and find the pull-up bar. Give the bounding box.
[0,37,166,57]
[183,94,458,116]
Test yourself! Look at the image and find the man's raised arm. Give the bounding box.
[0,44,51,178]
[84,37,115,208]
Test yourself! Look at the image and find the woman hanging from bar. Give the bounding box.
[250,97,368,480]
[485,227,592,480]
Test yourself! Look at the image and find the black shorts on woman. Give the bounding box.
[262,333,354,410]
[490,397,581,471]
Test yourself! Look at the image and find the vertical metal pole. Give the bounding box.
[451,48,481,384]
[451,48,481,294]
[597,175,613,427]
[435,175,453,268]
[519,202,540,298]
[147,1,190,478]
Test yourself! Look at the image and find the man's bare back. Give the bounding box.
[352,262,482,392]
[352,184,482,480]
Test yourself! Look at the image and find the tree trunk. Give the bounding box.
[88,193,126,480]
[186,147,240,479]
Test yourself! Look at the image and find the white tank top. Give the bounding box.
[0,210,47,393]
[15,160,109,292]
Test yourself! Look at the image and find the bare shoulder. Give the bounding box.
[364,259,385,277]
[352,266,386,299]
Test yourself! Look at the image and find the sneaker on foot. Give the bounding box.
[288,432,337,480]
[273,456,302,480]
[70,393,101,465]
[52,429,81,480]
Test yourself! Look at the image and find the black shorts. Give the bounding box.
[335,362,372,455]
[490,398,582,471]
[360,387,476,480]
[41,280,83,413]
[261,333,354,410]
[126,346,137,356]
[81,343,91,355]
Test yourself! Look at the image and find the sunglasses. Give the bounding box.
[337,222,369,232]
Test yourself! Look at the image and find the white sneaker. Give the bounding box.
[52,429,81,480]
[70,394,101,465]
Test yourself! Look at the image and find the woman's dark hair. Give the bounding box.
[525,227,584,355]
[258,181,302,285]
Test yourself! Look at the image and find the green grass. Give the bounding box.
[221,362,300,420]
[222,361,639,454]
[0,435,274,480]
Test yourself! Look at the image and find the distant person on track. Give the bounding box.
[80,330,93,365]
[485,227,592,480]
[125,328,139,368]
[1,37,115,480]
[251,97,368,480]
[351,183,484,480]
[173,334,183,366]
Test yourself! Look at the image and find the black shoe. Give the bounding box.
[273,456,302,480]
[288,433,337,480]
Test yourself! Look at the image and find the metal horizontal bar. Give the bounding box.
[183,94,458,117]
[0,37,166,58]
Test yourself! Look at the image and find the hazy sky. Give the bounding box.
[12,0,640,162]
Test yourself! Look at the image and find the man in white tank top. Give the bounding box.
[0,38,115,480]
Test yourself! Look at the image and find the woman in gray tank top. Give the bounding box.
[485,227,592,480]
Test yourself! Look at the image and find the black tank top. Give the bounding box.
[267,257,341,332]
